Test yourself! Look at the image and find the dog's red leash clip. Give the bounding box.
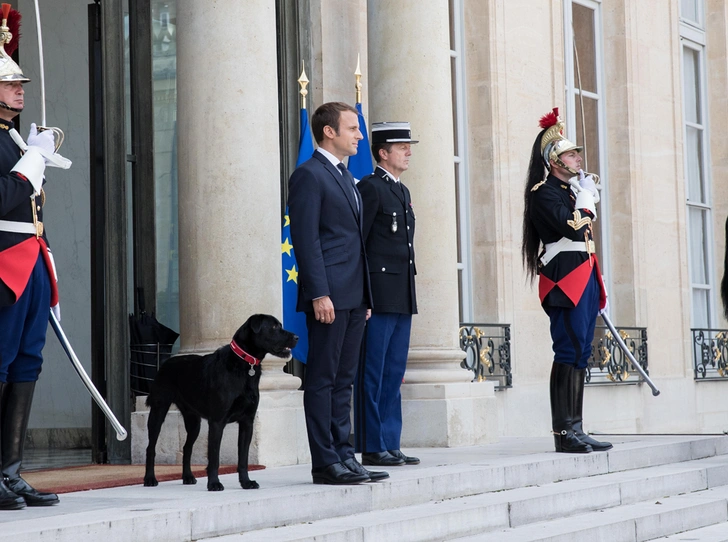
[230,340,260,376]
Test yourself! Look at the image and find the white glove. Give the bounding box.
[27,123,56,157]
[578,170,600,203]
[51,303,61,322]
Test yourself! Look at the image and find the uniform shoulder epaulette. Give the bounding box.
[531,179,547,192]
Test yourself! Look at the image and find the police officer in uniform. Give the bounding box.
[0,8,63,508]
[355,122,420,467]
[521,108,612,454]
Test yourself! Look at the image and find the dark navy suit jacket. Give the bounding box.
[357,166,417,315]
[288,151,372,313]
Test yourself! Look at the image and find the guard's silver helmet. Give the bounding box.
[0,4,30,84]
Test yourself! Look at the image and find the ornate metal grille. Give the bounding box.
[586,326,649,386]
[692,328,728,380]
[459,323,512,389]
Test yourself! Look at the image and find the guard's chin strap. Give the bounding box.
[0,101,22,113]
[552,156,579,177]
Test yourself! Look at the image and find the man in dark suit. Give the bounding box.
[288,102,385,485]
[354,122,420,467]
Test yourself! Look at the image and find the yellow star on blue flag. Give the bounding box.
[282,238,293,257]
[285,265,298,283]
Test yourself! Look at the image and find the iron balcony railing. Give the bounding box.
[586,325,649,386]
[691,328,728,380]
[459,323,512,390]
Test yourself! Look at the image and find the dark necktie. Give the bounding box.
[337,163,360,212]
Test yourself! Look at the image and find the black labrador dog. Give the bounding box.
[143,314,298,491]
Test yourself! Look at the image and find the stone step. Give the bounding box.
[455,485,728,542]
[198,456,728,542]
[654,522,728,541]
[0,436,726,542]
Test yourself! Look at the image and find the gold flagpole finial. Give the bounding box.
[354,53,362,104]
[298,60,309,109]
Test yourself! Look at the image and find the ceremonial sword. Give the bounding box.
[31,1,127,440]
[569,24,660,398]
[600,313,660,396]
[566,177,661,397]
[50,313,128,441]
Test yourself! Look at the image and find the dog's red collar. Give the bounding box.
[230,340,261,368]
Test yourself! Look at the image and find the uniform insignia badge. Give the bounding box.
[249,366,256,377]
[391,212,398,233]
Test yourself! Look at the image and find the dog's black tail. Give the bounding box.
[721,216,728,320]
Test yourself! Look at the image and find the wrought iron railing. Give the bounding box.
[585,326,649,386]
[691,328,728,380]
[459,323,512,389]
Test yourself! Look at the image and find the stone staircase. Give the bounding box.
[1,436,727,542]
[199,436,728,542]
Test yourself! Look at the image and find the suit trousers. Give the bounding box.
[0,254,50,383]
[354,312,412,453]
[303,304,367,468]
[547,268,600,370]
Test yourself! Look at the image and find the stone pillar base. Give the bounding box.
[130,388,310,468]
[401,381,498,448]
[248,389,310,466]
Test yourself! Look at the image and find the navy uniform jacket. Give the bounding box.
[357,166,417,315]
[530,174,604,310]
[0,120,53,308]
[288,151,373,312]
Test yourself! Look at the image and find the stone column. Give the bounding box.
[133,0,308,467]
[368,0,496,446]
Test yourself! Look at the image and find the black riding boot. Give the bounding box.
[550,363,592,453]
[2,382,59,506]
[572,368,612,451]
[0,383,25,510]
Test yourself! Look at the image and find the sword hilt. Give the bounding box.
[37,126,64,152]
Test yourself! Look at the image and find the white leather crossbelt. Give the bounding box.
[0,220,38,235]
[540,238,591,267]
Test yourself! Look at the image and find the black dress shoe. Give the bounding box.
[343,457,388,481]
[388,449,420,465]
[0,480,24,510]
[6,477,59,506]
[361,451,405,467]
[311,462,369,485]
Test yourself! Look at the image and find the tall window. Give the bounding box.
[680,0,714,328]
[563,0,610,285]
[449,0,472,322]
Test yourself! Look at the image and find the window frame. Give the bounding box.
[680,4,715,328]
[449,0,473,322]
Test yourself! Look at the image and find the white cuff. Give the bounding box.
[11,147,46,194]
[575,190,597,220]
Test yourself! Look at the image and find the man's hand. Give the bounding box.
[313,296,335,324]
[27,123,55,156]
[366,309,371,320]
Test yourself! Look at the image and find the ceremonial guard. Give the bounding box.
[0,6,65,508]
[521,108,611,454]
[354,122,419,467]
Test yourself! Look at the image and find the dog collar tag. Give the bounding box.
[230,339,261,374]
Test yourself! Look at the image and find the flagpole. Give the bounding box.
[355,53,362,104]
[298,61,309,109]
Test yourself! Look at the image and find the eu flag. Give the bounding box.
[347,102,373,181]
[282,107,315,363]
